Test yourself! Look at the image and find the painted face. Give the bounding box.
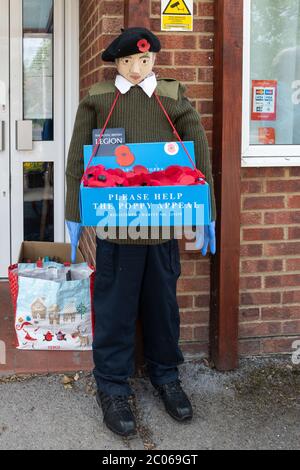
[116,52,156,84]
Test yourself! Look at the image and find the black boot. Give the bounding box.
[154,380,193,422]
[96,390,137,437]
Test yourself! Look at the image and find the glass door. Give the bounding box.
[9,0,65,267]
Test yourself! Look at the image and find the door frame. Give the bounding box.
[64,0,79,238]
[0,0,10,279]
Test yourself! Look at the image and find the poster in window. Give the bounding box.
[251,80,277,121]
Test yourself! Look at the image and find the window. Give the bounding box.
[242,0,300,166]
[23,0,54,141]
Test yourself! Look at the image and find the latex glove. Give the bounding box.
[200,221,216,256]
[66,221,83,264]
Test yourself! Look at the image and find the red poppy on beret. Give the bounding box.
[137,39,151,53]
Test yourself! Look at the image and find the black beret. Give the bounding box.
[102,27,161,62]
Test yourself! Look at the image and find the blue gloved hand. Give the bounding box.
[66,221,83,264]
[201,221,216,256]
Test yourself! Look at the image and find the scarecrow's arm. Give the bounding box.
[65,95,97,222]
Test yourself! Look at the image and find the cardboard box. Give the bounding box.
[80,142,211,228]
[18,242,85,264]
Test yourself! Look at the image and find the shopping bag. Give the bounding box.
[8,262,95,351]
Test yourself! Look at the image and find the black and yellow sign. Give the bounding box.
[161,0,193,31]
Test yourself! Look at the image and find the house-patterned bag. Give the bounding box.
[8,262,95,351]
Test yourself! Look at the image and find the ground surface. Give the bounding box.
[0,357,299,450]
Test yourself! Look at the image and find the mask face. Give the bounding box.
[116,52,156,84]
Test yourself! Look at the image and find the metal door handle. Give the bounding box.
[16,120,33,150]
[0,121,4,151]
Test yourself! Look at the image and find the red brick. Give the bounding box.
[178,277,210,292]
[180,342,209,356]
[197,100,213,114]
[239,308,260,322]
[102,67,117,80]
[264,211,300,225]
[262,337,295,354]
[151,0,160,15]
[177,295,193,309]
[180,326,193,341]
[289,168,300,177]
[241,259,283,274]
[242,168,285,178]
[288,227,300,240]
[282,321,300,335]
[194,325,209,341]
[158,34,197,50]
[102,17,123,34]
[181,261,195,276]
[287,195,300,209]
[243,227,284,242]
[282,290,300,304]
[240,244,263,257]
[195,260,210,275]
[198,2,214,17]
[267,180,300,193]
[185,84,213,99]
[286,258,300,271]
[262,306,300,321]
[243,196,285,210]
[155,67,197,82]
[201,116,213,131]
[264,242,300,256]
[265,274,300,288]
[175,51,213,66]
[155,51,173,66]
[193,18,214,33]
[180,310,209,325]
[241,180,263,193]
[239,322,282,338]
[198,67,213,82]
[194,294,210,308]
[239,276,262,290]
[240,291,281,306]
[199,36,214,50]
[103,1,124,15]
[239,339,261,356]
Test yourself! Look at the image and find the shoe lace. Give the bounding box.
[102,394,131,414]
[153,380,182,398]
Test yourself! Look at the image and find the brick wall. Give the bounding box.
[240,167,300,356]
[76,0,300,358]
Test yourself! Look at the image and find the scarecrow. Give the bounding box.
[65,27,216,438]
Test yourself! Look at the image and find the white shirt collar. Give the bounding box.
[115,72,157,98]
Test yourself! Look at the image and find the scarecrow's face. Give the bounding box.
[116,52,156,84]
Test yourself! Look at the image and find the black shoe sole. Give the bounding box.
[96,393,137,438]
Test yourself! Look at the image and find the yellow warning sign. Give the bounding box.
[163,0,191,15]
[161,0,193,31]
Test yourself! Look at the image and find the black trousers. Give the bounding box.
[92,236,184,396]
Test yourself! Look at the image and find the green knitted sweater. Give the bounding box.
[65,78,216,245]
